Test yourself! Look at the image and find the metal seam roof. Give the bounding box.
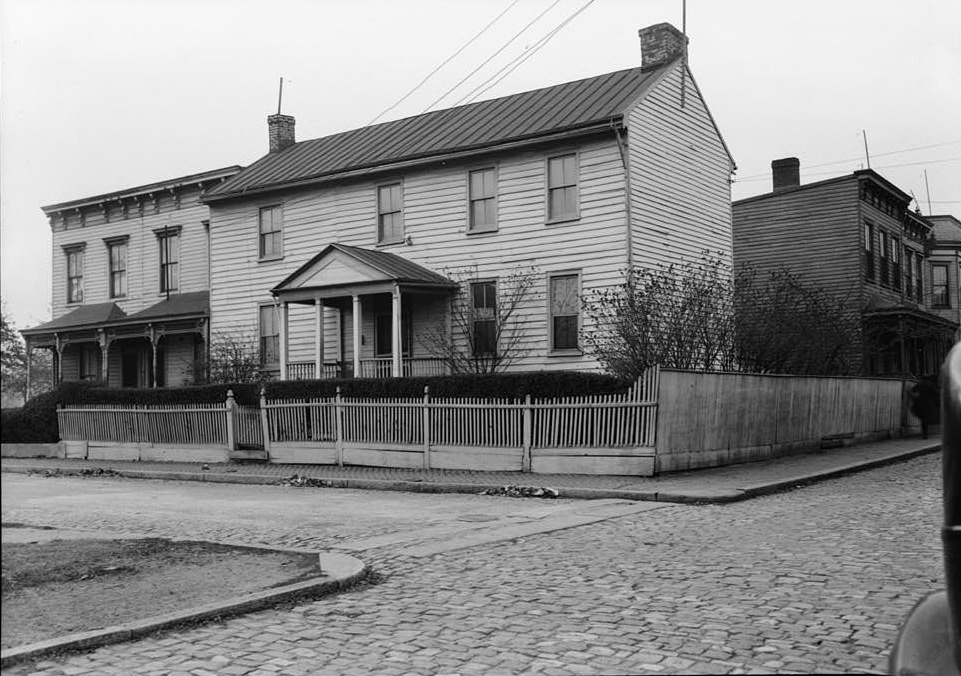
[207,65,665,201]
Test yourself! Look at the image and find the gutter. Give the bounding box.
[613,123,633,268]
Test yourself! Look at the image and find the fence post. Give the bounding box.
[522,394,532,472]
[423,386,431,470]
[335,386,344,466]
[225,389,238,451]
[259,387,271,456]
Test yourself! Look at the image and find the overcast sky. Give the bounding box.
[2,0,959,330]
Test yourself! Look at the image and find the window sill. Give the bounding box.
[548,348,583,357]
[546,215,580,226]
[376,239,405,247]
[258,254,284,263]
[466,227,498,236]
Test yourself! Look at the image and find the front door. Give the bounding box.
[121,349,141,388]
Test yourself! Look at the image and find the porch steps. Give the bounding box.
[229,447,268,463]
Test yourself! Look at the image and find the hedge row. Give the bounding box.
[1,372,630,444]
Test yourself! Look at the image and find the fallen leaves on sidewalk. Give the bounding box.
[481,485,560,498]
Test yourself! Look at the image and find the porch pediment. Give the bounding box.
[272,243,456,298]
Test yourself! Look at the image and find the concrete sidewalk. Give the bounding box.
[0,435,940,503]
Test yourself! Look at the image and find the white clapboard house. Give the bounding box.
[202,22,735,380]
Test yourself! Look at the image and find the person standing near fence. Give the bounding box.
[911,374,941,439]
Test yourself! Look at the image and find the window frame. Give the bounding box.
[890,237,901,291]
[932,263,950,308]
[863,222,875,282]
[470,280,498,357]
[156,227,181,294]
[546,152,580,224]
[467,167,498,234]
[64,244,86,304]
[259,304,280,367]
[878,230,889,286]
[105,236,129,299]
[258,204,284,261]
[547,270,582,354]
[79,344,99,381]
[374,313,412,357]
[916,254,924,303]
[376,182,405,245]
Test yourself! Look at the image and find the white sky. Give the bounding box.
[2,0,959,330]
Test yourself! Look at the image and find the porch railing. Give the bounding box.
[286,358,448,380]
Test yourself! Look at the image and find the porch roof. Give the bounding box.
[863,306,959,330]
[272,244,457,298]
[125,291,208,322]
[21,303,127,336]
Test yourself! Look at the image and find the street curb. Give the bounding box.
[1,443,940,504]
[0,551,367,668]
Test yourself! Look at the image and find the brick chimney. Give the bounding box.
[772,157,801,191]
[267,114,296,153]
[638,23,687,69]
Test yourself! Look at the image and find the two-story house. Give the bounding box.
[202,23,735,379]
[732,158,957,376]
[22,167,241,389]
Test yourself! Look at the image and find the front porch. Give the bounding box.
[271,243,458,380]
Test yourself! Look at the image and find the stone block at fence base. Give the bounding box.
[0,443,65,459]
[267,444,339,465]
[139,445,229,464]
[532,450,655,476]
[429,446,523,472]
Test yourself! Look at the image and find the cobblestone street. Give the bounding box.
[1,454,943,675]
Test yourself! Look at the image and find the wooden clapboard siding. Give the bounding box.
[209,137,629,372]
[628,65,733,271]
[49,185,211,319]
[732,175,863,320]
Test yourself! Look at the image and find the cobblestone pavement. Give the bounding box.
[2,454,943,675]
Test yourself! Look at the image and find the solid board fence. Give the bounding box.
[58,403,228,445]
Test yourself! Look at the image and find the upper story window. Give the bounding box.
[157,229,180,294]
[878,230,889,286]
[259,205,283,260]
[471,281,497,356]
[890,238,901,292]
[905,247,914,294]
[863,222,874,281]
[377,183,404,244]
[65,245,85,304]
[915,254,924,303]
[259,305,279,367]
[468,168,497,233]
[932,264,950,308]
[106,238,128,298]
[547,153,579,223]
[549,272,580,352]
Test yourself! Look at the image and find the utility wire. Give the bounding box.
[367,0,524,126]
[455,0,597,107]
[736,140,961,181]
[422,0,565,113]
[735,155,961,183]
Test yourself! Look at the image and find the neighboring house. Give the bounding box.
[926,214,961,340]
[732,158,958,376]
[202,23,735,379]
[21,167,242,390]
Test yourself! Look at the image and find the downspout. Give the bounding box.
[613,123,633,269]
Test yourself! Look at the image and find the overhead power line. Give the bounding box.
[454,0,598,107]
[367,0,524,126]
[735,155,961,183]
[422,0,565,113]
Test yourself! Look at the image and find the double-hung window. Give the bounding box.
[916,255,924,303]
[549,272,580,352]
[878,230,889,286]
[471,281,497,356]
[377,183,404,244]
[157,229,180,293]
[259,205,283,260]
[65,245,85,304]
[374,314,412,357]
[905,248,914,296]
[891,238,901,291]
[468,168,497,233]
[933,264,950,307]
[259,305,279,367]
[79,345,99,381]
[547,153,578,222]
[863,222,874,281]
[107,238,128,298]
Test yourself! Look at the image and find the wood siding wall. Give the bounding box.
[628,66,733,272]
[50,188,211,319]
[209,138,631,372]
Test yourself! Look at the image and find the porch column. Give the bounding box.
[278,301,289,381]
[98,330,110,384]
[391,285,402,378]
[24,338,32,402]
[314,299,325,379]
[147,324,159,388]
[54,333,64,384]
[352,295,362,378]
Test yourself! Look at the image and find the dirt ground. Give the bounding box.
[1,535,320,650]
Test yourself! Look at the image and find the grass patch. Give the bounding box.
[2,537,320,650]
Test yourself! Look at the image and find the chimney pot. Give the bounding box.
[638,23,687,69]
[771,157,800,191]
[268,114,296,153]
